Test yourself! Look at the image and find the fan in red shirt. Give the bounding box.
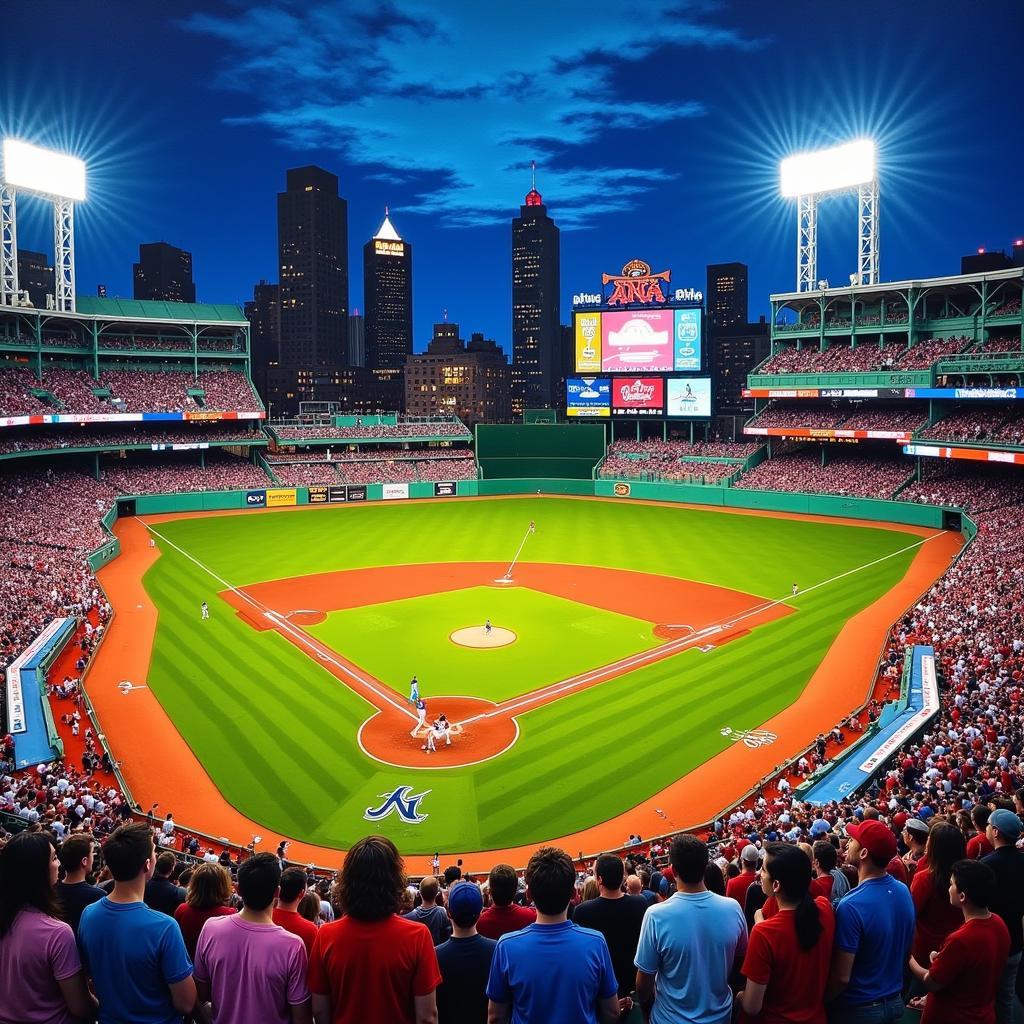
[476,864,536,939]
[909,859,1009,1024]
[739,843,836,1024]
[966,806,995,860]
[910,824,967,967]
[307,836,441,1024]
[272,867,319,957]
[727,846,761,905]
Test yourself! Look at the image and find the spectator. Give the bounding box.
[486,846,618,1024]
[435,881,496,1024]
[0,831,96,1023]
[144,850,187,917]
[826,820,914,1023]
[77,822,197,1023]
[908,859,1010,1024]
[910,823,967,973]
[173,862,236,960]
[272,866,319,957]
[966,805,994,859]
[55,832,105,937]
[634,835,747,1024]
[901,818,930,879]
[573,853,648,1012]
[739,843,835,1023]
[727,844,761,905]
[810,840,849,905]
[405,875,453,946]
[193,852,311,1024]
[308,835,441,1024]
[477,864,536,939]
[982,809,1024,1023]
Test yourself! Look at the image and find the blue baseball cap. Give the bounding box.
[447,882,483,921]
[990,809,1023,841]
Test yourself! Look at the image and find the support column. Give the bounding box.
[53,199,75,313]
[797,194,817,292]
[857,179,879,285]
[0,185,17,306]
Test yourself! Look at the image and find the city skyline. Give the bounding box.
[6,0,1023,354]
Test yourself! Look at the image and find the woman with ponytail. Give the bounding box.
[738,842,835,1023]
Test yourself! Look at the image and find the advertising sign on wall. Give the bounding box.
[613,482,631,497]
[382,483,409,500]
[611,377,665,416]
[601,310,674,372]
[266,488,298,507]
[346,485,367,502]
[245,490,266,507]
[328,485,348,502]
[673,309,702,371]
[307,485,329,504]
[566,377,611,417]
[433,481,458,497]
[574,313,602,373]
[666,377,712,417]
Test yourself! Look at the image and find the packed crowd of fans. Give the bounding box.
[991,297,1022,317]
[605,438,762,458]
[266,449,475,465]
[978,336,1024,354]
[0,423,261,455]
[273,420,471,441]
[599,455,741,484]
[748,404,926,434]
[921,407,1017,443]
[899,462,1024,513]
[756,337,974,375]
[736,449,914,498]
[0,367,263,417]
[100,454,270,496]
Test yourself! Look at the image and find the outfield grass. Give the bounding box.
[306,586,659,703]
[141,497,921,851]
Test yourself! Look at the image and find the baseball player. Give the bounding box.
[201,601,209,620]
[422,722,437,753]
[484,619,492,636]
[791,583,799,597]
[438,713,452,746]
[411,697,427,738]
[409,675,420,702]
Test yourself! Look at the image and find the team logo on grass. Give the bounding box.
[364,786,432,824]
[720,726,777,749]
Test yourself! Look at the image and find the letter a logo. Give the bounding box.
[364,785,432,824]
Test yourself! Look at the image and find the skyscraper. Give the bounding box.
[245,280,279,403]
[363,210,413,369]
[277,166,348,370]
[133,242,196,303]
[348,309,366,367]
[16,249,54,309]
[706,262,748,329]
[511,170,560,407]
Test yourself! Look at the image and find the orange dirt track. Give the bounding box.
[88,499,962,873]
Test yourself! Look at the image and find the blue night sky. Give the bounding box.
[7,1,1023,353]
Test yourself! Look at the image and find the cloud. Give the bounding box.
[183,0,757,227]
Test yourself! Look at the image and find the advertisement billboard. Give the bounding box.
[673,309,702,371]
[566,377,611,417]
[574,312,602,373]
[328,485,348,502]
[245,490,266,507]
[666,377,712,418]
[382,483,410,500]
[346,485,367,502]
[601,310,673,372]
[266,488,297,508]
[433,481,458,496]
[307,485,329,504]
[611,377,665,416]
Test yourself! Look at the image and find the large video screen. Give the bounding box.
[566,377,611,417]
[673,309,702,371]
[666,377,712,418]
[601,310,674,372]
[574,312,602,373]
[611,377,665,416]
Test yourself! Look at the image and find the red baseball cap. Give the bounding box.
[847,820,897,863]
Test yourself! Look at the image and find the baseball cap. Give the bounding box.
[989,809,1023,841]
[740,844,759,864]
[446,882,483,921]
[904,818,930,838]
[847,820,897,863]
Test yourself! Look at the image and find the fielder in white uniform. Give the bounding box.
[422,722,437,753]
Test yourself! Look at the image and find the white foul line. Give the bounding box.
[140,521,417,721]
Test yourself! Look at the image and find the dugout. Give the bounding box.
[475,423,605,479]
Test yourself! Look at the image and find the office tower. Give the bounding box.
[133,242,196,303]
[511,170,560,407]
[244,280,279,402]
[277,166,348,369]
[706,262,748,329]
[364,210,412,369]
[711,316,770,437]
[405,322,511,424]
[16,249,54,309]
[349,309,366,367]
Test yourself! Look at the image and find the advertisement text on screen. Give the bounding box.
[603,258,670,306]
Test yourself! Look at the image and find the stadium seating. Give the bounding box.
[735,449,913,498]
[755,337,972,375]
[273,420,470,440]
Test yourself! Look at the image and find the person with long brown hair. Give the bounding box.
[910,824,967,967]
[307,835,441,1024]
[0,831,97,1023]
[173,860,236,959]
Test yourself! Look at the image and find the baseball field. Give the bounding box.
[88,496,961,865]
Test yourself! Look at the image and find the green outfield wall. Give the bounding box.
[475,423,606,479]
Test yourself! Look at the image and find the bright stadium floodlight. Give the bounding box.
[1,139,87,313]
[779,138,879,292]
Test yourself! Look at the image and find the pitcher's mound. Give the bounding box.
[450,626,517,649]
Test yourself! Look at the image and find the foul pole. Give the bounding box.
[494,522,535,584]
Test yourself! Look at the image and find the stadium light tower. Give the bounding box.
[780,139,878,292]
[1,139,87,312]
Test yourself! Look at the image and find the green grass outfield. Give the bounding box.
[141,497,921,852]
[306,586,660,703]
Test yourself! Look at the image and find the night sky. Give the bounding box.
[7,1,1023,352]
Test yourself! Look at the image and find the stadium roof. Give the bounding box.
[771,266,1023,304]
[73,296,247,324]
